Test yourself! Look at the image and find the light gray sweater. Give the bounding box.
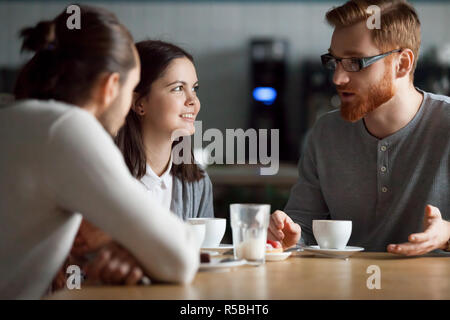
[0,100,200,299]
[285,90,449,252]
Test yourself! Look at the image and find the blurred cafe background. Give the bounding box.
[1,0,449,243]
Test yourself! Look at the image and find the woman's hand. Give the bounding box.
[83,242,148,285]
[71,219,113,257]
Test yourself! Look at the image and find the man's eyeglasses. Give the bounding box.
[321,49,402,72]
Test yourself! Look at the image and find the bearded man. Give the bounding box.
[268,0,450,255]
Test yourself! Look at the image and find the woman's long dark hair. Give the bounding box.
[14,5,136,106]
[115,40,204,182]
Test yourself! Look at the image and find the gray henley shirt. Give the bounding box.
[285,89,449,252]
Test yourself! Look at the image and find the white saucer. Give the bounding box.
[199,258,246,271]
[304,246,364,258]
[200,250,220,256]
[265,251,292,261]
[201,244,234,250]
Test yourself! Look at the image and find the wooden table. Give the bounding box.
[47,252,450,300]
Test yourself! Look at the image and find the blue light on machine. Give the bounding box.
[253,87,277,105]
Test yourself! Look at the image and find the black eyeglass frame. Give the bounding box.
[321,49,402,72]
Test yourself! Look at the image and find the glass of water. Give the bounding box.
[230,204,270,265]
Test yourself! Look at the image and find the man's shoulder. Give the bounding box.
[4,98,72,112]
[309,108,353,137]
[422,91,450,124]
[44,101,102,136]
[0,99,97,143]
[1,99,87,124]
[425,91,450,105]
[424,91,450,111]
[17,100,111,157]
[315,108,343,125]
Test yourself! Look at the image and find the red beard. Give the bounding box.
[338,68,395,122]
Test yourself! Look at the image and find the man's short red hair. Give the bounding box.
[326,0,421,81]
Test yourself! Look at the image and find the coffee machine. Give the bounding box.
[249,38,291,161]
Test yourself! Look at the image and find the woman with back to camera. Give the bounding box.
[67,40,215,286]
[0,5,199,299]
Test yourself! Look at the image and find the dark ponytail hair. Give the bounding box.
[14,5,136,106]
[19,20,55,52]
[115,40,204,182]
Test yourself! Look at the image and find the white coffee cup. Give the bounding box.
[188,218,226,248]
[312,220,352,250]
[188,223,206,249]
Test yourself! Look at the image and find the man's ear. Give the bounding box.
[97,72,120,113]
[395,49,414,79]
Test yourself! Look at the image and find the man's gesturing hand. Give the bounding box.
[267,210,301,249]
[387,205,450,256]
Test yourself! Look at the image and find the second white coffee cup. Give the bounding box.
[187,218,226,248]
[189,223,206,249]
[312,220,352,250]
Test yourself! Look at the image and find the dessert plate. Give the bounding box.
[199,258,246,271]
[265,251,292,261]
[200,250,220,256]
[303,246,364,258]
[201,244,234,250]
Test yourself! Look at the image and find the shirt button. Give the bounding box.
[382,187,388,193]
[381,166,387,172]
[380,146,387,151]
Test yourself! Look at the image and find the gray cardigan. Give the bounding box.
[169,171,214,220]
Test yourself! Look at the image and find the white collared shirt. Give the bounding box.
[140,157,173,210]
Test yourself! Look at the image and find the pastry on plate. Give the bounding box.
[266,240,283,253]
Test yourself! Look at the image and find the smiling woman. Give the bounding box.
[115,40,214,220]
